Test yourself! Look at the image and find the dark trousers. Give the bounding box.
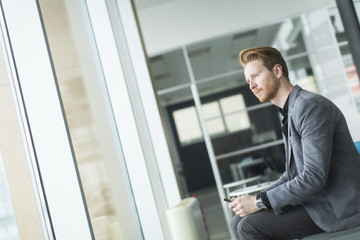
[230,205,323,240]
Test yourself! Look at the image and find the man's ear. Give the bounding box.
[273,64,283,78]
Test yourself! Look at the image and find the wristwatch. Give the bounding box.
[255,193,267,210]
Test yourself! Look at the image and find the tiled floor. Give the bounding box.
[190,186,232,240]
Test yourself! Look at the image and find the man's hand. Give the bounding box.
[228,195,259,217]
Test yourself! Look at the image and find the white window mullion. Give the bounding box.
[85,0,165,239]
[1,0,93,239]
[114,0,181,209]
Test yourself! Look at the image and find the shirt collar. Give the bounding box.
[279,95,290,117]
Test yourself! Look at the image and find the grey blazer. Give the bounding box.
[265,85,360,232]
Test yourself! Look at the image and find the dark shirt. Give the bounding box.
[262,95,291,210]
[280,96,290,139]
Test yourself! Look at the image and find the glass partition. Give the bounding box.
[150,49,191,90]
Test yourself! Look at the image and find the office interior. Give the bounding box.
[0,0,359,239]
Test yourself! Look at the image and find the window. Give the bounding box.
[220,94,251,132]
[173,106,203,144]
[202,102,226,135]
[173,94,250,144]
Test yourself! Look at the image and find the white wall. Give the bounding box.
[137,0,335,56]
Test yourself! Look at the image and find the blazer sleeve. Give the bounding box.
[264,171,288,192]
[266,95,337,215]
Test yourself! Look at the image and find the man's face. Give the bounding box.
[244,59,280,103]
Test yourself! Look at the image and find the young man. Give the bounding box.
[229,46,360,240]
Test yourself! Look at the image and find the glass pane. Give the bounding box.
[38,0,141,239]
[225,112,251,132]
[220,94,246,114]
[150,49,191,90]
[205,118,226,135]
[0,29,45,239]
[202,102,221,119]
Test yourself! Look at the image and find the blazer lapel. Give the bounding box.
[287,124,294,177]
[285,85,302,177]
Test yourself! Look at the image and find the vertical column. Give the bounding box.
[113,0,182,209]
[85,0,167,239]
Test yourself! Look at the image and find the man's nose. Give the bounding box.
[249,80,256,90]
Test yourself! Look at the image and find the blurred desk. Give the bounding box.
[223,175,264,198]
[229,181,273,198]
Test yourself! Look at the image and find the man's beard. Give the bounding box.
[256,75,280,102]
